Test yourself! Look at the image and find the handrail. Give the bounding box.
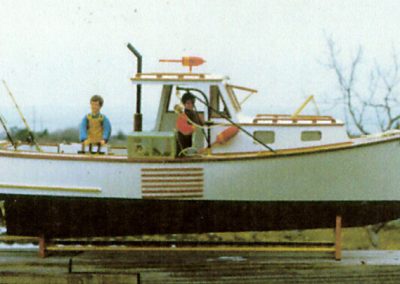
[135,72,207,78]
[131,73,224,81]
[253,114,337,124]
[256,114,334,119]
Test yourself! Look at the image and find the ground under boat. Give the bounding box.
[1,48,400,238]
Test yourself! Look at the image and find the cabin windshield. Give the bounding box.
[210,85,230,118]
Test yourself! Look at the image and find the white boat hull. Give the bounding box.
[1,135,400,237]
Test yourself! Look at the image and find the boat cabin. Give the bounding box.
[126,72,350,158]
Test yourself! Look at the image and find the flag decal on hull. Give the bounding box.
[141,167,204,199]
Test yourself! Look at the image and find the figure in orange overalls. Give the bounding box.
[79,95,111,153]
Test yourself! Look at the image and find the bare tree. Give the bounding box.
[325,37,400,135]
[368,52,400,131]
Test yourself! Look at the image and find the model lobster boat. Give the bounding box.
[1,44,400,238]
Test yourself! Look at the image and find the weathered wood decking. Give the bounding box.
[1,250,400,283]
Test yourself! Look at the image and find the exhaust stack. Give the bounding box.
[127,43,143,131]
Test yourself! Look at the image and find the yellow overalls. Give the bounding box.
[87,114,104,144]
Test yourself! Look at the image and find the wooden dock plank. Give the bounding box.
[0,250,400,283]
[0,272,140,284]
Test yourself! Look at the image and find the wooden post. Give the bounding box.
[38,235,47,258]
[335,215,342,261]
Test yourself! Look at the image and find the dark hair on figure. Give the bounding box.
[90,95,104,107]
[181,92,195,104]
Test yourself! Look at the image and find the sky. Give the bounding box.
[0,0,400,133]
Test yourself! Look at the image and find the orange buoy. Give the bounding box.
[215,126,239,144]
[176,113,195,135]
[159,56,206,72]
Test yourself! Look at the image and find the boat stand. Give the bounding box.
[37,215,342,260]
[335,215,342,260]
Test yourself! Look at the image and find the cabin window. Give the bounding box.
[160,85,173,112]
[301,131,322,141]
[254,131,275,144]
[210,85,230,118]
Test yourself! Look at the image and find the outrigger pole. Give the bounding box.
[0,114,16,150]
[2,80,42,152]
[177,87,275,153]
[127,43,143,131]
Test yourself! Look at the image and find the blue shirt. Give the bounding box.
[79,113,112,142]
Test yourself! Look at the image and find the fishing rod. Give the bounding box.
[176,87,275,153]
[2,80,42,152]
[0,114,16,150]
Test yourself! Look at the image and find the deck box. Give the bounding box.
[127,131,176,158]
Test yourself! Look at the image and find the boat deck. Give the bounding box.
[1,250,400,283]
[1,131,400,163]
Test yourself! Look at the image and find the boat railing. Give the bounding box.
[1,142,128,155]
[253,114,337,124]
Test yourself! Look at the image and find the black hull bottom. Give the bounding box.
[4,195,400,238]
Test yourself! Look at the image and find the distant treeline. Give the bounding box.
[1,127,127,144]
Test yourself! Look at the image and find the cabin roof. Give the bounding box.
[130,72,226,84]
